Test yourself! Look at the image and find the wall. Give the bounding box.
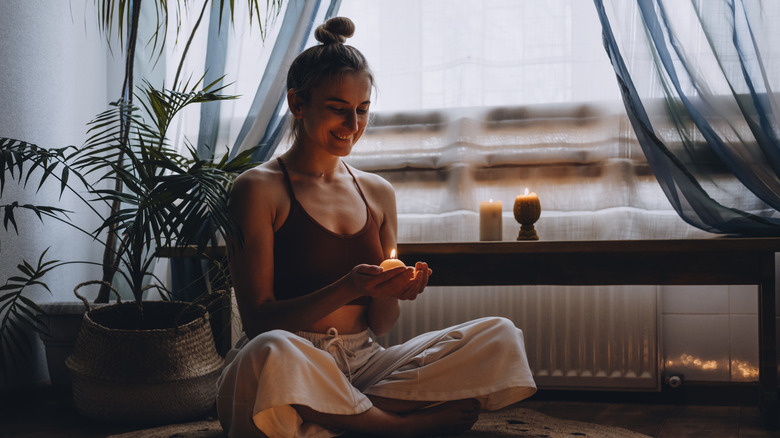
[0,0,122,387]
[662,284,763,383]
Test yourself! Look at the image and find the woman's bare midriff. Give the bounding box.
[306,304,369,334]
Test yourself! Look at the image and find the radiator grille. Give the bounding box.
[378,285,660,390]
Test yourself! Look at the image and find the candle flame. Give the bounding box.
[390,249,397,259]
[524,187,529,195]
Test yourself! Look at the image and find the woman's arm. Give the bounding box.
[366,173,400,336]
[363,173,432,337]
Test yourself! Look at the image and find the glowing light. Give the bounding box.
[732,359,759,379]
[666,354,722,371]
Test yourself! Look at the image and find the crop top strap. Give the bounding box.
[343,163,371,208]
[276,157,297,203]
[343,163,378,227]
[277,157,373,223]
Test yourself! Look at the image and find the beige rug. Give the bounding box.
[432,407,652,438]
[108,407,651,437]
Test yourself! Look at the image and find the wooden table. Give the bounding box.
[396,238,780,429]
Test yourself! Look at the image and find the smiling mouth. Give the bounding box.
[332,132,352,141]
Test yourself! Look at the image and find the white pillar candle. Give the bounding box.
[479,199,503,241]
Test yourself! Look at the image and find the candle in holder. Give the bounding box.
[380,249,406,270]
[513,188,541,240]
[479,199,503,241]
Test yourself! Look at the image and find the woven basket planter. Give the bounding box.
[65,300,225,424]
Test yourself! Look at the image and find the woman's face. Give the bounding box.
[291,71,372,157]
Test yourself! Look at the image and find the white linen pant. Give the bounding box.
[216,316,537,438]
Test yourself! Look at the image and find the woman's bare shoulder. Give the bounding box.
[234,160,281,185]
[349,165,395,197]
[229,161,289,217]
[232,161,285,195]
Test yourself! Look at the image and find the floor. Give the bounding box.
[522,400,778,437]
[1,386,779,437]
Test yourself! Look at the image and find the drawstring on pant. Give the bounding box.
[323,327,357,382]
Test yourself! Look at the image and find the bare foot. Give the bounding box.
[296,399,480,437]
[395,398,480,437]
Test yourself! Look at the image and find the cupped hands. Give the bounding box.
[348,262,432,301]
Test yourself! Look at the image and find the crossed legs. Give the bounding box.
[294,396,480,437]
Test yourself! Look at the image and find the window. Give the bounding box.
[271,0,706,242]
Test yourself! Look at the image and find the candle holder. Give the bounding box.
[514,192,541,241]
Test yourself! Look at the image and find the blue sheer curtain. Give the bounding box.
[191,0,342,163]
[594,0,780,235]
[228,0,342,161]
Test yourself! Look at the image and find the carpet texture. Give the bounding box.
[108,407,652,438]
[432,407,652,438]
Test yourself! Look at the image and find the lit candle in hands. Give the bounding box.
[379,249,406,270]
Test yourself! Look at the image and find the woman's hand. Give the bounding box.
[363,262,431,337]
[346,262,432,301]
[394,262,432,300]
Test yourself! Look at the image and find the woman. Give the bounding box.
[217,17,537,438]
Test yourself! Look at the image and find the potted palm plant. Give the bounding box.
[61,79,258,424]
[2,80,258,422]
[1,0,280,423]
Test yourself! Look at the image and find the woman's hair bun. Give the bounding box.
[314,16,355,45]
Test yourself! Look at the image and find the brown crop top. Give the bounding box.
[273,157,384,305]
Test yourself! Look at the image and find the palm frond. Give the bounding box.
[95,0,166,62]
[0,249,59,381]
[74,100,157,179]
[210,144,261,174]
[96,0,284,65]
[241,0,285,40]
[0,139,83,197]
[138,78,237,145]
[1,202,73,234]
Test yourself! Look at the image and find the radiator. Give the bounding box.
[378,285,660,391]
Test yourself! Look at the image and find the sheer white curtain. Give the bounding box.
[270,0,709,242]
[344,0,619,111]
